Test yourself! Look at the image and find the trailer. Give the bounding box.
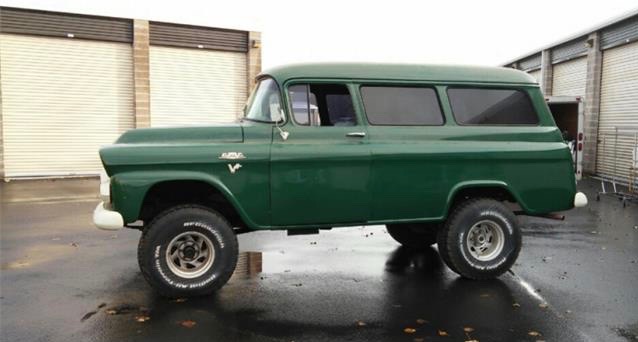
[546,96,585,181]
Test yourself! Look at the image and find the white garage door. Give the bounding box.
[149,46,247,127]
[0,34,134,177]
[552,57,587,97]
[596,42,638,183]
[528,69,541,83]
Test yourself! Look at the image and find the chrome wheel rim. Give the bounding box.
[466,220,505,261]
[166,231,215,279]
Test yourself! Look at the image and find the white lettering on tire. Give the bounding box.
[184,221,225,248]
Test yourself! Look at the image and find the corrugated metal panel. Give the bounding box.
[601,15,638,49]
[527,69,541,83]
[519,53,542,71]
[552,57,587,97]
[149,46,247,127]
[0,7,132,43]
[0,34,134,177]
[596,42,638,184]
[150,22,248,52]
[551,37,587,63]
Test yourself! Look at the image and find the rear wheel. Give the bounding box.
[386,223,440,248]
[138,205,238,297]
[438,198,521,279]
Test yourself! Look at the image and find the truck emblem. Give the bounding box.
[228,163,242,174]
[219,152,245,160]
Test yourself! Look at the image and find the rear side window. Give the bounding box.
[447,88,539,125]
[360,86,444,125]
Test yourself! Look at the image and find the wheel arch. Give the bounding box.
[110,170,258,229]
[443,180,528,218]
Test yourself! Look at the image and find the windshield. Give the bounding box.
[244,78,284,123]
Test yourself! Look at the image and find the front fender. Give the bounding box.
[110,170,259,228]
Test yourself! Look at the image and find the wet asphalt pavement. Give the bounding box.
[1,178,637,342]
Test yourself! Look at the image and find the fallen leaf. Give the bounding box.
[105,309,117,315]
[438,329,449,336]
[528,330,542,337]
[512,302,521,308]
[70,242,79,247]
[416,318,428,324]
[539,303,548,309]
[179,320,197,328]
[355,320,366,327]
[135,315,150,322]
[404,327,417,334]
[80,310,98,322]
[464,326,475,333]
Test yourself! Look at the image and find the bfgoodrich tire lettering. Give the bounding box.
[439,198,521,279]
[138,205,238,297]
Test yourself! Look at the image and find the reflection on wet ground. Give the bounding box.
[1,179,637,342]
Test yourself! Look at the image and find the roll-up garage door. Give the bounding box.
[596,42,638,183]
[527,69,541,83]
[552,57,587,97]
[0,34,134,177]
[149,46,247,127]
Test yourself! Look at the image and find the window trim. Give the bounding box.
[446,86,540,126]
[287,84,312,126]
[358,84,446,127]
[284,81,359,127]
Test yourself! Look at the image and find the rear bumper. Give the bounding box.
[574,192,588,208]
[93,201,124,230]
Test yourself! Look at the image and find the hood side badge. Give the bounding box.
[220,152,245,160]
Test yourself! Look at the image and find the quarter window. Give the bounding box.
[447,88,539,125]
[360,86,444,125]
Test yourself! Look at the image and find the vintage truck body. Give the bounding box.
[94,63,587,297]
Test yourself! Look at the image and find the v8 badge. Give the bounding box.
[228,163,242,174]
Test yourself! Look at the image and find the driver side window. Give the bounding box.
[288,83,357,126]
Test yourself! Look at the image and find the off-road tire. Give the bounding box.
[137,205,238,297]
[386,223,440,248]
[438,198,521,279]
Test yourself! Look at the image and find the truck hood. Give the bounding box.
[115,124,244,144]
[99,124,244,169]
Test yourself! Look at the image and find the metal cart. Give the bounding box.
[594,126,638,208]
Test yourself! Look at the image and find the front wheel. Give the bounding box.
[137,205,238,297]
[438,198,521,279]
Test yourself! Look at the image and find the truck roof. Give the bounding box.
[260,63,537,85]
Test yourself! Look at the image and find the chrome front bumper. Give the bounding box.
[574,192,588,208]
[93,201,124,230]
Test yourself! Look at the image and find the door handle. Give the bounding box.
[346,132,366,138]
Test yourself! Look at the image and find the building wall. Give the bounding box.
[0,7,261,180]
[509,13,638,182]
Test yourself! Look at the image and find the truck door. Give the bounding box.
[270,82,371,226]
